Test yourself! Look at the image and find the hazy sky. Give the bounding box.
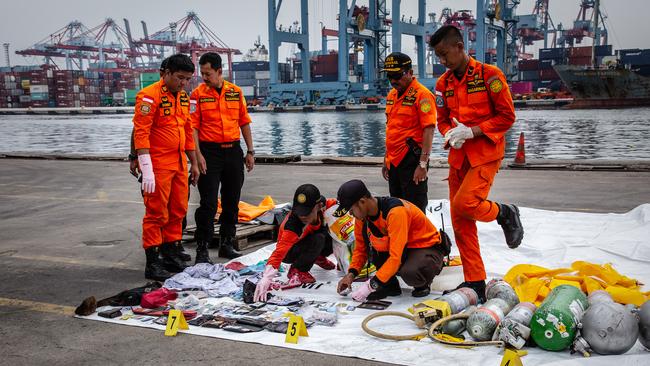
[1,0,647,67]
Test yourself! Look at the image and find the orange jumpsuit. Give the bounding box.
[349,197,442,284]
[133,80,195,249]
[435,57,516,281]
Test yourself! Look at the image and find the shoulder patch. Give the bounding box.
[139,103,151,115]
[490,79,504,93]
[435,95,445,107]
[420,98,432,113]
[190,100,197,114]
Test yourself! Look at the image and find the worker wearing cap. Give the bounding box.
[190,52,255,264]
[429,25,523,301]
[382,52,436,213]
[335,180,450,302]
[133,54,199,281]
[254,184,337,302]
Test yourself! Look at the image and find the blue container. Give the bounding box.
[539,59,554,70]
[539,48,566,60]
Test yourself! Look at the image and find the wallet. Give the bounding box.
[98,308,122,318]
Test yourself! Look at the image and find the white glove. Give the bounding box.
[138,154,156,194]
[445,118,474,149]
[254,265,278,302]
[350,280,375,302]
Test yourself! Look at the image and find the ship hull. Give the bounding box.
[555,65,650,108]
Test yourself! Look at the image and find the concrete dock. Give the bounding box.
[1,157,649,365]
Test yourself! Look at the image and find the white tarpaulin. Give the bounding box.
[78,200,650,365]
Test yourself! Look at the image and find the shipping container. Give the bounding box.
[235,78,256,87]
[241,85,255,97]
[568,56,592,66]
[30,92,49,101]
[233,70,256,80]
[510,81,533,94]
[540,68,559,80]
[518,59,540,71]
[539,59,555,70]
[254,70,270,79]
[30,85,48,93]
[232,61,270,72]
[520,70,540,81]
[539,47,566,60]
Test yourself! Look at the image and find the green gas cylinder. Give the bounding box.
[530,285,588,351]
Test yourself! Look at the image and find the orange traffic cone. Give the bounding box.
[514,132,526,165]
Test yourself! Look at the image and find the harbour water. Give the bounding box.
[1,108,649,160]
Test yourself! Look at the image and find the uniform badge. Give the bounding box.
[297,194,307,204]
[139,104,151,115]
[435,95,445,107]
[420,99,432,113]
[490,79,504,93]
[190,100,197,114]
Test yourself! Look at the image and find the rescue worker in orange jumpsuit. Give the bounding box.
[335,180,450,301]
[253,184,336,302]
[382,52,436,213]
[128,58,191,263]
[190,52,255,263]
[429,25,524,301]
[133,54,199,281]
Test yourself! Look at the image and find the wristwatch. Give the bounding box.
[369,276,381,290]
[246,150,255,156]
[418,160,428,169]
[128,153,138,161]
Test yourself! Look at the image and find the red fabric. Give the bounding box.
[287,266,316,284]
[314,256,335,270]
[140,288,178,309]
[225,261,247,271]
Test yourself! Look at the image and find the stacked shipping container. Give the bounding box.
[618,49,650,77]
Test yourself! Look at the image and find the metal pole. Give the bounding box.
[476,0,485,63]
[338,0,349,82]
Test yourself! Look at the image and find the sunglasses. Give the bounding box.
[386,70,407,81]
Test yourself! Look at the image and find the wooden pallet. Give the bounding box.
[183,223,276,251]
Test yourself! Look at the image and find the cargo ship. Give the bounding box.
[554,51,650,108]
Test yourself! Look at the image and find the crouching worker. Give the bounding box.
[254,184,337,302]
[336,179,450,301]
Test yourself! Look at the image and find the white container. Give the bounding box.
[73,85,80,93]
[241,86,255,97]
[30,85,49,93]
[254,70,270,79]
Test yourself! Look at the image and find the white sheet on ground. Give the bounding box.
[78,200,650,366]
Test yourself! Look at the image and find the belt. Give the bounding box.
[201,140,240,149]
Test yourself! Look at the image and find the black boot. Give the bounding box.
[218,236,242,259]
[177,242,191,262]
[412,285,431,298]
[367,277,402,301]
[496,203,524,248]
[160,242,188,273]
[443,280,486,303]
[144,246,173,281]
[195,240,213,265]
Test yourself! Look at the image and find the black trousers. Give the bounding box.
[194,142,244,242]
[371,245,444,288]
[388,151,428,213]
[283,230,333,272]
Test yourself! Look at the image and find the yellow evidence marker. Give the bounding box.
[285,314,309,344]
[165,309,189,336]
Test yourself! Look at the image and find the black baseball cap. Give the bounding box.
[334,179,371,217]
[292,184,324,217]
[381,52,412,72]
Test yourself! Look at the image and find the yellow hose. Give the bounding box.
[361,311,428,341]
[360,311,506,348]
[428,313,505,348]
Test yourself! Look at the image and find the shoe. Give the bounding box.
[314,256,335,270]
[218,236,242,259]
[177,242,191,262]
[367,277,402,300]
[160,242,189,273]
[195,240,213,265]
[144,246,173,281]
[287,266,316,284]
[443,280,486,303]
[496,203,524,248]
[412,286,431,298]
